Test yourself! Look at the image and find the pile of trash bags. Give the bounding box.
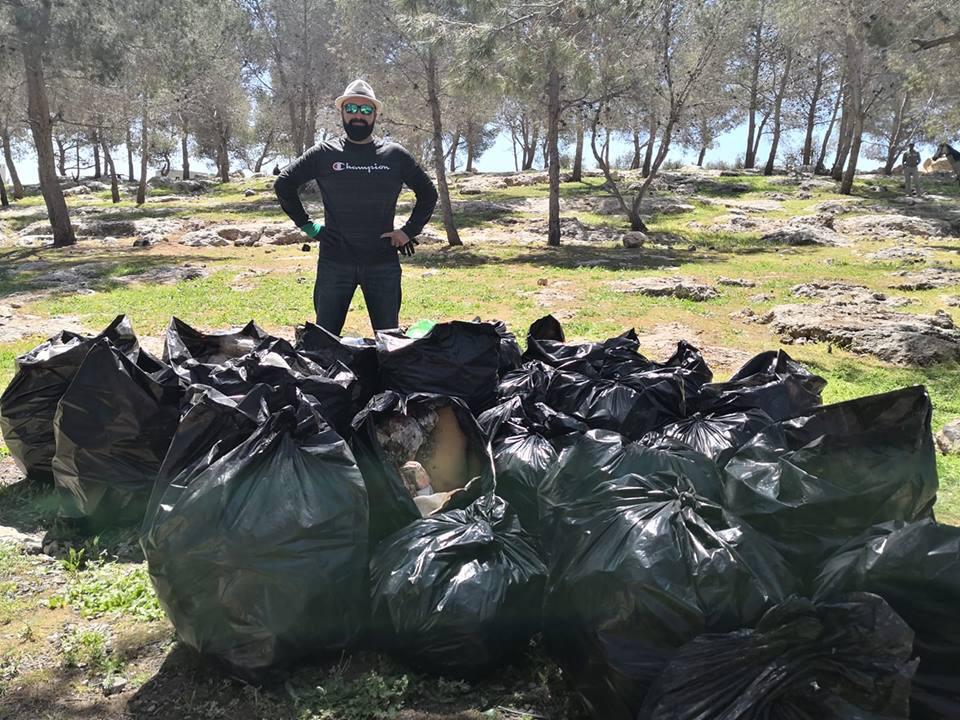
[1,313,956,718]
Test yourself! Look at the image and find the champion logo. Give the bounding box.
[331,161,391,173]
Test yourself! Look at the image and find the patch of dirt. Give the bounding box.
[634,322,753,375]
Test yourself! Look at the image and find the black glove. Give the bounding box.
[399,238,419,257]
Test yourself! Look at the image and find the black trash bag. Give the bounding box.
[484,318,523,377]
[544,367,691,439]
[368,495,547,677]
[205,337,357,435]
[140,389,368,677]
[0,315,139,483]
[375,321,501,413]
[497,360,556,403]
[697,349,826,421]
[723,386,938,583]
[295,321,381,406]
[478,397,586,535]
[52,339,183,527]
[814,518,960,720]
[527,313,565,343]
[539,429,725,552]
[162,316,271,385]
[543,475,797,720]
[143,384,284,526]
[523,315,713,390]
[641,408,774,467]
[524,315,642,375]
[350,391,496,545]
[639,593,916,720]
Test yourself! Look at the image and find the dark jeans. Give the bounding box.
[314,257,402,335]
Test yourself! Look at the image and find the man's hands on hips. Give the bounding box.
[300,221,323,238]
[381,229,418,256]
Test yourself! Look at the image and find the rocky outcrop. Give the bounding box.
[835,213,953,239]
[889,267,960,291]
[763,303,960,365]
[608,277,719,301]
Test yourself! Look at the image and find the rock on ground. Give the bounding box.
[936,420,960,455]
[866,246,930,264]
[889,267,960,291]
[0,309,92,343]
[791,282,913,307]
[835,213,953,239]
[718,277,756,287]
[179,229,231,247]
[763,303,960,365]
[608,277,719,301]
[761,223,845,246]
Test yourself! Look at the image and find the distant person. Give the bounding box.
[902,143,922,196]
[274,79,438,335]
[272,164,280,176]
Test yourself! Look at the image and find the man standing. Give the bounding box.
[902,143,922,196]
[275,79,438,334]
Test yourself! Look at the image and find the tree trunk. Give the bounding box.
[287,99,303,157]
[840,30,864,195]
[137,112,149,205]
[841,115,863,194]
[99,131,120,203]
[831,116,853,180]
[20,16,75,247]
[744,8,765,169]
[830,82,853,180]
[55,136,66,177]
[571,111,584,181]
[306,94,317,149]
[521,118,538,171]
[126,126,135,181]
[764,51,793,175]
[882,92,909,175]
[218,141,230,183]
[254,130,274,173]
[465,132,475,173]
[0,170,8,208]
[630,129,641,169]
[697,145,707,166]
[448,131,459,173]
[546,61,561,247]
[426,49,461,246]
[642,112,657,177]
[802,50,825,165]
[92,132,101,178]
[181,123,190,180]
[816,75,844,172]
[1,127,24,199]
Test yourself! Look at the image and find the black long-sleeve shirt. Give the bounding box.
[274,137,438,264]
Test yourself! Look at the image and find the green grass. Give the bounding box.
[51,560,164,622]
[60,626,124,676]
[296,668,410,720]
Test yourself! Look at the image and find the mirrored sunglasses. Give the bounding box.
[343,102,375,115]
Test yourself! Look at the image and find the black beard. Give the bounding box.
[343,120,374,142]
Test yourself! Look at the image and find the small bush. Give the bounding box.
[297,670,410,720]
[61,626,123,675]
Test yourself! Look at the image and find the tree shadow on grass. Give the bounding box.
[0,248,227,302]
[411,240,730,272]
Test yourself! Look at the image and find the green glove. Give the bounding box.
[299,222,323,239]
